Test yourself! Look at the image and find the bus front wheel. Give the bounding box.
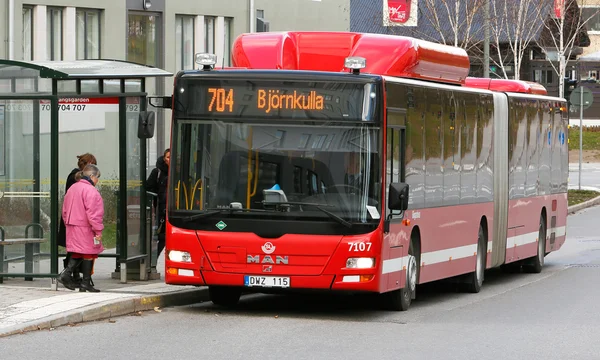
[382,254,416,311]
[209,286,242,307]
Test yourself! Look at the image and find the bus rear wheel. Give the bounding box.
[524,216,546,274]
[209,286,242,307]
[382,254,416,311]
[465,225,486,293]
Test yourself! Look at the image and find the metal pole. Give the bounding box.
[483,0,490,78]
[249,0,255,33]
[50,81,59,278]
[579,88,583,190]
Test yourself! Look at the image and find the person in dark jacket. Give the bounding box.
[58,153,97,288]
[147,149,170,257]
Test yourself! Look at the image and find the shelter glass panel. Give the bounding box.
[125,97,144,258]
[57,80,77,94]
[0,99,52,278]
[57,97,120,257]
[81,80,100,94]
[0,80,11,94]
[15,78,36,93]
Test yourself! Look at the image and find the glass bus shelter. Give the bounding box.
[0,60,172,286]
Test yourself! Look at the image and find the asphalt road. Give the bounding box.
[569,162,600,191]
[2,207,599,360]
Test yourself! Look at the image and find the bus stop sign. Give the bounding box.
[570,86,594,110]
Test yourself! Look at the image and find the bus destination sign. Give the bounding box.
[207,88,325,114]
[178,79,371,121]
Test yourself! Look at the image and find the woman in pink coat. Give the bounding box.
[58,164,104,292]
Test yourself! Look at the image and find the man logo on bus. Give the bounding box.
[262,242,276,254]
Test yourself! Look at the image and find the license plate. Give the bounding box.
[244,275,290,288]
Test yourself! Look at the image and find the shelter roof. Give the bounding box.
[0,59,172,80]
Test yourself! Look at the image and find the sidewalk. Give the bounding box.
[2,196,600,338]
[0,251,209,338]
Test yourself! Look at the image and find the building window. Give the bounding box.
[23,7,33,60]
[127,14,160,67]
[175,15,195,70]
[534,69,554,84]
[256,9,269,32]
[583,7,600,32]
[76,9,101,59]
[47,7,63,60]
[224,17,233,66]
[204,16,215,53]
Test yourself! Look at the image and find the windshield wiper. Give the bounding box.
[262,201,352,229]
[181,210,222,222]
[178,208,270,222]
[262,201,333,207]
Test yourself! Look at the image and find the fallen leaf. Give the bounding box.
[153,307,162,313]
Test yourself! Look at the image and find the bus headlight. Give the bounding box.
[169,250,192,263]
[346,257,375,269]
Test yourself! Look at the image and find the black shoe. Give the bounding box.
[57,258,82,291]
[80,259,100,293]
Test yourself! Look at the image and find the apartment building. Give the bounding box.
[581,0,600,55]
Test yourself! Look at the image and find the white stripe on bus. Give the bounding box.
[380,226,566,274]
[382,256,407,274]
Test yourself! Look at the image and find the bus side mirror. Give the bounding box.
[149,96,172,109]
[388,182,409,211]
[138,111,155,139]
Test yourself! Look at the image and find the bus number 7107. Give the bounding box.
[349,242,372,252]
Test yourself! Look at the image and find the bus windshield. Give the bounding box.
[169,119,382,228]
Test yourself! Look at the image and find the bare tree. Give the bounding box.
[380,0,486,58]
[490,0,546,80]
[419,0,486,53]
[537,0,600,98]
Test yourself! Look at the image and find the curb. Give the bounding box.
[568,195,600,214]
[0,287,209,338]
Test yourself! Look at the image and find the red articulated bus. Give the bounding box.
[153,32,568,311]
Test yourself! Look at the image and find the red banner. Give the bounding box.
[384,0,418,27]
[388,0,411,23]
[554,0,565,19]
